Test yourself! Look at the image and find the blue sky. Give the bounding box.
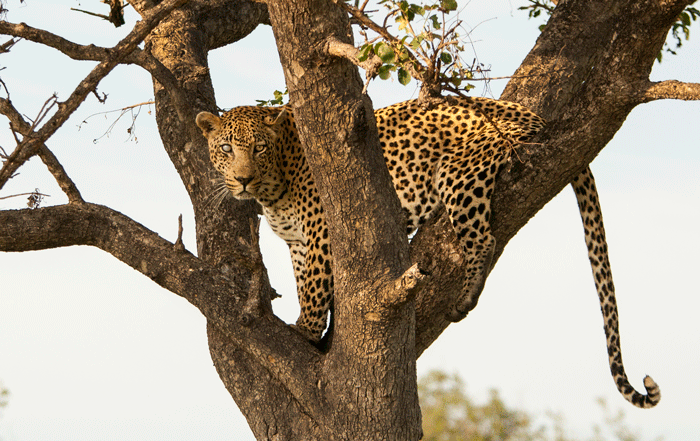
[1,1,699,440]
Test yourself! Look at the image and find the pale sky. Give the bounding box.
[1,1,699,440]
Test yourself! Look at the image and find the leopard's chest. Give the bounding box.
[263,203,304,245]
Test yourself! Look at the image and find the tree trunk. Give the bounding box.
[264,1,422,438]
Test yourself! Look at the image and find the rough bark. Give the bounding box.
[264,1,422,438]
[1,0,699,440]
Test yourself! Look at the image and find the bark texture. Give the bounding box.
[1,0,698,440]
[265,1,422,438]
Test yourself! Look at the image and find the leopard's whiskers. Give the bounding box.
[205,175,232,209]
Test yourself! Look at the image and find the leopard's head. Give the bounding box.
[196,107,288,206]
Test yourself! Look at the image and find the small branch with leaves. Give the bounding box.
[331,0,488,101]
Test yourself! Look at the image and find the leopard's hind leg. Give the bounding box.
[434,138,503,321]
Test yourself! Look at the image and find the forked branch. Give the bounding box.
[0,203,325,419]
[0,97,83,203]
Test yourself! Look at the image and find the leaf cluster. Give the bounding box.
[659,7,700,61]
[255,88,288,106]
[348,0,480,96]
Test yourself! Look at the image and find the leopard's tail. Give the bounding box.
[571,166,660,409]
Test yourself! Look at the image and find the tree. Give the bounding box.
[0,0,698,440]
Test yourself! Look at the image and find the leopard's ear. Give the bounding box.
[262,109,288,140]
[195,112,221,138]
[263,109,287,127]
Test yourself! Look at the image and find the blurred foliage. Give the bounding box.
[418,370,662,441]
[0,381,9,417]
[419,370,534,441]
[518,0,699,62]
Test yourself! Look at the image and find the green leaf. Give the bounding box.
[429,14,441,30]
[398,68,411,85]
[680,12,691,27]
[357,44,372,62]
[440,52,453,64]
[378,64,393,80]
[440,0,457,12]
[375,42,396,63]
[409,4,425,16]
[410,36,424,50]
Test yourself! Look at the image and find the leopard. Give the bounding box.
[196,96,660,409]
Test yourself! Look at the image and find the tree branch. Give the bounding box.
[635,79,700,102]
[129,0,156,16]
[0,97,83,203]
[0,20,197,134]
[325,36,382,81]
[0,0,189,191]
[0,203,326,419]
[0,21,115,62]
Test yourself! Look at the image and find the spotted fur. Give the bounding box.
[196,96,659,408]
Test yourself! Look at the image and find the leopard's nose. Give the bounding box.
[236,177,253,188]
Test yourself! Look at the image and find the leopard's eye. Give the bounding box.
[253,142,267,154]
[221,144,232,153]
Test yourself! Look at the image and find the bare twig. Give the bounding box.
[71,0,126,27]
[70,7,112,21]
[174,214,185,252]
[0,190,50,201]
[78,100,154,143]
[92,89,108,104]
[26,94,58,133]
[0,37,18,54]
